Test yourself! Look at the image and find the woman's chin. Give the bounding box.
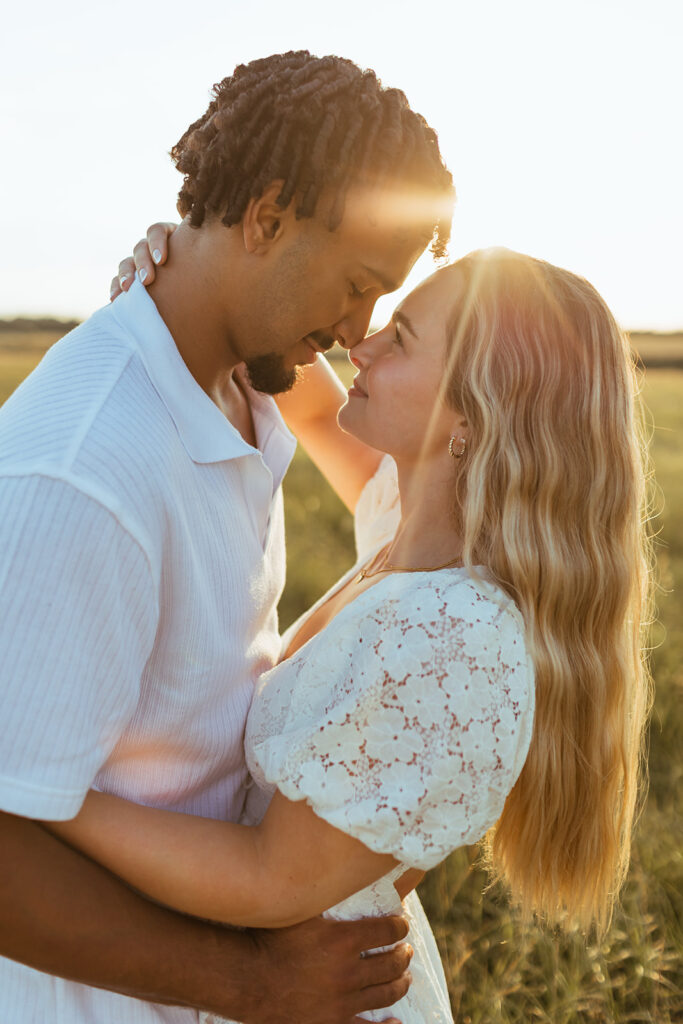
[336,401,353,431]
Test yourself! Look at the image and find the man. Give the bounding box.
[0,51,454,1022]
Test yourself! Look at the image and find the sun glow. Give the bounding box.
[2,0,681,330]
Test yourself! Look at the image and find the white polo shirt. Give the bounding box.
[0,279,296,1022]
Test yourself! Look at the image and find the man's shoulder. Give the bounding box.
[0,303,170,477]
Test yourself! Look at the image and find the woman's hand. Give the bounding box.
[110,222,178,300]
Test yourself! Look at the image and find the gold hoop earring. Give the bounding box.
[448,435,467,459]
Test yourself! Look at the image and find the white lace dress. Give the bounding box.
[204,456,535,1023]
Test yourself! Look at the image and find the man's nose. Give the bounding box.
[334,298,376,350]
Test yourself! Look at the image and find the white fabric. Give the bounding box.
[0,279,295,1023]
[229,455,535,1024]
[353,450,401,561]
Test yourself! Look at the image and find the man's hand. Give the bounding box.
[0,813,410,1022]
[237,915,412,1024]
[110,222,178,300]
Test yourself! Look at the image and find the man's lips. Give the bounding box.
[299,333,336,366]
[305,332,336,354]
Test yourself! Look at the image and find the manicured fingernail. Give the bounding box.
[138,268,148,283]
[152,248,162,264]
[119,273,130,287]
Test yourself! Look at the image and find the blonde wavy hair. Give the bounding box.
[441,248,654,933]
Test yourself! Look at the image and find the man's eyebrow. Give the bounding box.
[392,310,418,338]
[361,264,400,293]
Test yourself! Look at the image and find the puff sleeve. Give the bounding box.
[354,454,401,562]
[247,574,535,871]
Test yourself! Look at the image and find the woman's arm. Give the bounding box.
[44,790,404,929]
[275,357,383,511]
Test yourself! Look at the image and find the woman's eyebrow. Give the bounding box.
[392,310,418,338]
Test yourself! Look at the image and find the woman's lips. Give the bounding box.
[348,378,368,398]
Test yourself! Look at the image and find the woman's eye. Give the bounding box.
[393,328,404,348]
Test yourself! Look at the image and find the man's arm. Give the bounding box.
[0,477,410,1022]
[1,811,411,1023]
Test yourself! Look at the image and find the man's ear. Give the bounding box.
[242,181,290,254]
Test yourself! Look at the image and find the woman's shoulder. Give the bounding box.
[335,567,533,704]
[360,566,526,645]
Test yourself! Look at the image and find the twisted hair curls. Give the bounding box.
[171,51,454,256]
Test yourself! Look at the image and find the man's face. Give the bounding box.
[236,183,433,393]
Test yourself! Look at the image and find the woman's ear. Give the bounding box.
[242,180,289,254]
[451,412,469,442]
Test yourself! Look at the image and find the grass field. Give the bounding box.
[1,335,681,1022]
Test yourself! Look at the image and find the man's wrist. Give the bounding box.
[168,922,262,1019]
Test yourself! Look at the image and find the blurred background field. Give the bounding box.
[0,329,681,1022]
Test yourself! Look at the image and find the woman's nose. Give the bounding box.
[349,326,390,369]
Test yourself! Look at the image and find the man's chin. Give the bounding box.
[244,354,301,395]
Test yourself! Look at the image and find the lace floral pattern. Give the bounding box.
[247,571,534,872]
[204,457,534,1023]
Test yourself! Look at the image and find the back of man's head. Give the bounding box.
[171,50,454,257]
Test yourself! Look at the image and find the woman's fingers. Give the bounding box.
[133,221,179,288]
[146,221,177,268]
[133,238,156,285]
[109,222,178,302]
[109,257,138,301]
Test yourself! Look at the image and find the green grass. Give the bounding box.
[1,339,681,1022]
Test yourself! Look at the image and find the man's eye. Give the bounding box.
[349,282,363,298]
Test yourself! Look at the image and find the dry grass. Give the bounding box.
[281,365,683,1023]
[1,336,681,1022]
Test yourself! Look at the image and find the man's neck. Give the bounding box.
[146,222,242,403]
[145,222,258,446]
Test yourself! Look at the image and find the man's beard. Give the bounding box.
[244,353,301,395]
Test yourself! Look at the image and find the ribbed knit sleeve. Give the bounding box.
[0,472,158,819]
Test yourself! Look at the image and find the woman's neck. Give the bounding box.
[388,455,463,569]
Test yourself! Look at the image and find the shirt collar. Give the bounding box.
[110,279,295,470]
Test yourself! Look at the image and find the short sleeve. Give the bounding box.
[0,473,158,819]
[249,576,534,870]
[354,455,401,562]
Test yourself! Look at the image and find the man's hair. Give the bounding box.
[171,51,454,257]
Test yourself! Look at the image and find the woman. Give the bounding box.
[46,248,652,1023]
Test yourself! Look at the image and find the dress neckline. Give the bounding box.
[280,548,471,665]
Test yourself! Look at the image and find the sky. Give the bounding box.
[1,0,681,330]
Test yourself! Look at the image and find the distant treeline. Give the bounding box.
[1,320,682,368]
[0,316,80,333]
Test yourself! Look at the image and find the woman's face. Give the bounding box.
[338,265,464,461]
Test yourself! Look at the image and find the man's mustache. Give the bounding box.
[308,330,337,352]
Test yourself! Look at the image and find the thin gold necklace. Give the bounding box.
[355,545,462,584]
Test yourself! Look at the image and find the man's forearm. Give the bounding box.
[0,811,257,1017]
